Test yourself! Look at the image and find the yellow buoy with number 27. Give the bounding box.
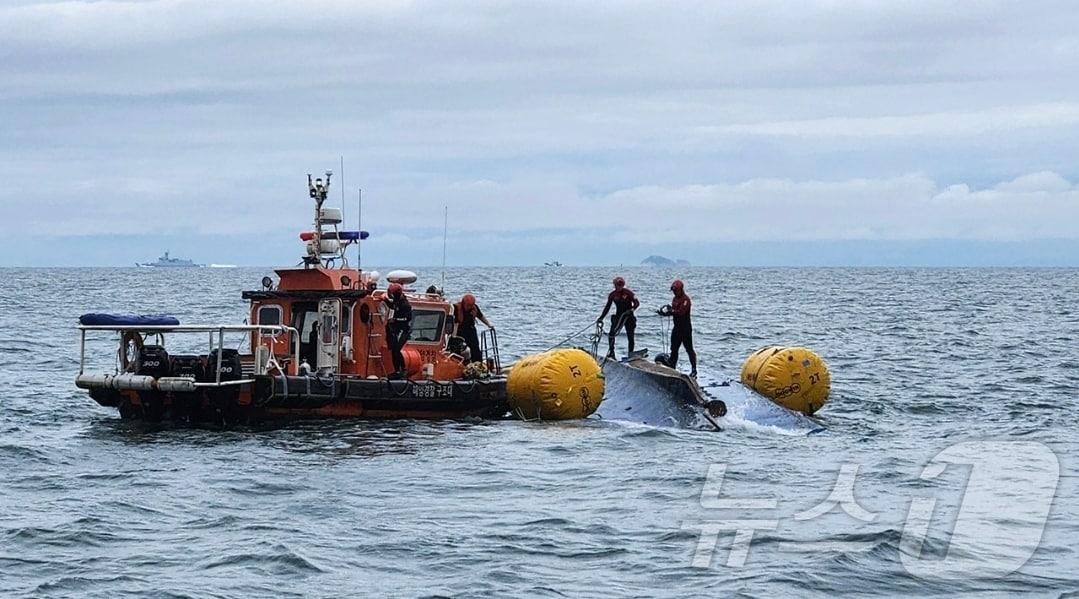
[741,346,831,415]
[507,348,605,420]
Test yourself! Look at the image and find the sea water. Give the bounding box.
[1,267,1077,597]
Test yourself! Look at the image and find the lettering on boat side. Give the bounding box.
[412,382,454,399]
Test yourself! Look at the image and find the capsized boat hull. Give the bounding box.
[599,358,708,428]
[598,358,825,434]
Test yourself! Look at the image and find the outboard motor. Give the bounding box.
[201,348,244,423]
[203,348,242,383]
[136,345,171,378]
[136,345,170,421]
[170,355,204,380]
[169,354,204,423]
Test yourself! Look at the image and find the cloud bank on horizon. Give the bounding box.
[1,0,1077,265]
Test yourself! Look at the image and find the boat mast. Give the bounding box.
[362,187,366,274]
[339,156,348,268]
[441,205,448,291]
[306,171,331,268]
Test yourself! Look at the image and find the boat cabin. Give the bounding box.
[243,266,487,381]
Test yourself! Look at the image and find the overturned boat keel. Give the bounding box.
[598,357,825,435]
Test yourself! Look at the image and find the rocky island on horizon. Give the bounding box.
[641,255,691,267]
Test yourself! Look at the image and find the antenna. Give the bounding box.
[362,187,366,271]
[441,205,448,290]
[339,155,347,267]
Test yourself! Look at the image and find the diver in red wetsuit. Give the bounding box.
[665,279,697,377]
[597,276,640,359]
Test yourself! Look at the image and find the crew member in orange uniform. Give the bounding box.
[596,276,640,359]
[454,294,493,364]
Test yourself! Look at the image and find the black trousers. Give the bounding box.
[460,326,481,363]
[386,324,411,374]
[669,323,696,370]
[608,313,637,356]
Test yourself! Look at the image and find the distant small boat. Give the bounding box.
[209,264,237,269]
[137,251,202,268]
[544,261,563,267]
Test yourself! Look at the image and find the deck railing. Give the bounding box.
[77,324,300,386]
[481,328,502,373]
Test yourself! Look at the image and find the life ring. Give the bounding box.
[119,330,144,372]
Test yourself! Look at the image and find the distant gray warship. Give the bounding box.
[137,251,202,268]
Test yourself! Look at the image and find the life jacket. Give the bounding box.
[454,302,480,329]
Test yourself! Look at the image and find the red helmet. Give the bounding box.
[462,293,476,308]
[387,282,403,295]
[670,279,684,293]
[613,276,625,289]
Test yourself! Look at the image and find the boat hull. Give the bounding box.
[599,358,714,428]
[599,358,825,434]
[87,375,509,424]
[136,264,202,268]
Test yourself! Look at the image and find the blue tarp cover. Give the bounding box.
[79,313,180,326]
[338,230,370,241]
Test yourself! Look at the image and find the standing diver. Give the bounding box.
[454,293,494,364]
[383,282,413,378]
[596,276,640,359]
[660,279,697,377]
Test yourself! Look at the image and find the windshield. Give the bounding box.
[411,309,446,343]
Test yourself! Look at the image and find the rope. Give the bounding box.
[607,310,635,338]
[541,321,600,353]
[385,378,413,397]
[539,308,671,358]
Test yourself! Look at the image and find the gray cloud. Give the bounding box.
[1,0,1078,264]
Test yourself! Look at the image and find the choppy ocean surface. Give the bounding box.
[1,266,1078,598]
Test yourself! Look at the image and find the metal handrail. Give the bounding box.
[77,324,300,383]
[77,325,294,332]
[481,328,502,373]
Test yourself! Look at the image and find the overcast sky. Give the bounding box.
[1,0,1078,266]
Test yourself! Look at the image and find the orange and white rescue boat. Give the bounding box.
[76,171,508,424]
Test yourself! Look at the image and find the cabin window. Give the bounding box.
[341,302,352,335]
[294,307,319,339]
[257,304,282,334]
[321,312,338,344]
[410,309,446,343]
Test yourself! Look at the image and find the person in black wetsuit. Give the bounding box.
[304,320,320,369]
[383,282,413,378]
[664,279,697,377]
[453,293,493,363]
[597,276,640,359]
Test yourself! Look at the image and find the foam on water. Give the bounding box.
[694,372,825,436]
